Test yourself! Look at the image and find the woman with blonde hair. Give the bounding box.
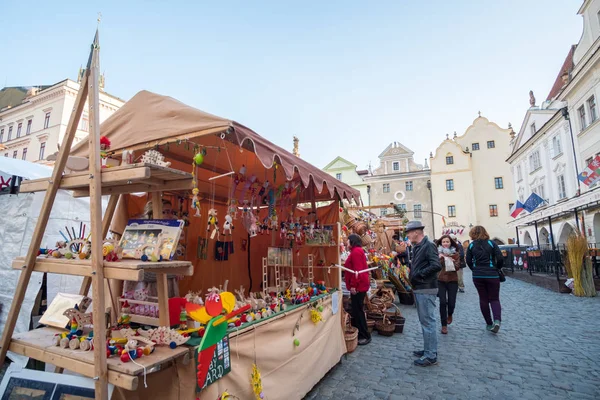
[466,225,504,333]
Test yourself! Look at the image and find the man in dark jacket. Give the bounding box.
[401,221,442,367]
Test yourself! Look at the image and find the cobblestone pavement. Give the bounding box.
[306,269,600,400]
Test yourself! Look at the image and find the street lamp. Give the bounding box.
[561,107,581,195]
[366,185,371,207]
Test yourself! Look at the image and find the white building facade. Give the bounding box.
[430,115,515,244]
[508,0,600,246]
[0,77,124,164]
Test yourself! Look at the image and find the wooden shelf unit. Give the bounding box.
[11,257,193,281]
[9,327,191,391]
[19,163,193,197]
[0,35,196,399]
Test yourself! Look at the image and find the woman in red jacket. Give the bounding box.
[344,234,371,345]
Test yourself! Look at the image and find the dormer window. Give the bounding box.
[530,122,536,135]
[393,161,399,171]
[446,155,454,165]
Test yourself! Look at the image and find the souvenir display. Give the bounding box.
[119,219,184,260]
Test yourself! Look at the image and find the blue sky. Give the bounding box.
[0,1,583,170]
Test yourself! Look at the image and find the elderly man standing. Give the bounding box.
[400,221,442,367]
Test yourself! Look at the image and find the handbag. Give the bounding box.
[444,256,456,272]
[498,268,506,283]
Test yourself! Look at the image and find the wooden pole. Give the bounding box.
[0,36,93,365]
[79,194,121,296]
[152,192,171,327]
[87,30,109,400]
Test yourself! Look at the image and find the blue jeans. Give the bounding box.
[415,293,438,359]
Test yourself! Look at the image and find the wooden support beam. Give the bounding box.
[87,31,109,400]
[79,194,120,296]
[0,35,93,366]
[347,203,395,211]
[151,192,171,327]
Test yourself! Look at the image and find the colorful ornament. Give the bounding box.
[193,153,204,166]
[250,363,264,400]
[191,188,201,218]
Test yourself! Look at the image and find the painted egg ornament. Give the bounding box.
[318,306,324,312]
[193,153,204,165]
[293,338,300,347]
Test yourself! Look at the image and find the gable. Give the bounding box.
[323,156,357,171]
[513,110,558,153]
[378,141,414,159]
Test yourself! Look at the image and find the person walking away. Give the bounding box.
[466,226,504,333]
[344,234,371,345]
[436,235,460,334]
[401,221,442,366]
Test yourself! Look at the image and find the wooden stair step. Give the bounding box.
[11,257,193,280]
[19,163,192,195]
[9,327,191,390]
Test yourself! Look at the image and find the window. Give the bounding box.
[516,165,523,181]
[7,126,12,141]
[397,203,407,211]
[21,148,27,160]
[489,204,498,217]
[530,122,536,135]
[472,143,480,151]
[509,203,514,211]
[44,112,51,129]
[393,162,399,171]
[413,204,422,218]
[487,140,495,149]
[26,119,32,135]
[532,184,546,200]
[578,105,587,131]
[39,142,46,160]
[529,150,541,171]
[335,173,342,180]
[405,181,413,191]
[557,175,567,199]
[519,193,525,203]
[4,153,7,157]
[494,177,504,189]
[448,205,456,217]
[12,150,18,159]
[381,209,388,217]
[383,183,390,193]
[588,96,597,123]
[16,123,22,138]
[552,135,562,157]
[446,179,454,191]
[446,156,454,165]
[0,129,3,143]
[80,116,89,132]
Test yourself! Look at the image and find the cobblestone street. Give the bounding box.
[306,270,600,400]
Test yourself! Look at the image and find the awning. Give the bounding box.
[71,90,359,202]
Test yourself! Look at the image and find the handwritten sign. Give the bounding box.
[196,335,231,391]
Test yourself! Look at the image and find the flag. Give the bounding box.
[578,155,600,187]
[510,201,525,218]
[523,193,545,213]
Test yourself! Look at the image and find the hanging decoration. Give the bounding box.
[207,209,219,240]
[250,363,264,400]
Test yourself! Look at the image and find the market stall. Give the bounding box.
[64,90,359,399]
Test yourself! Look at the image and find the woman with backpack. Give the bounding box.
[466,225,504,333]
[436,235,461,335]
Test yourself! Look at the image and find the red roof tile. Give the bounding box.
[546,45,576,101]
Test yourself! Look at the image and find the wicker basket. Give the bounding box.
[375,315,395,337]
[367,319,375,333]
[344,313,358,353]
[360,233,372,247]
